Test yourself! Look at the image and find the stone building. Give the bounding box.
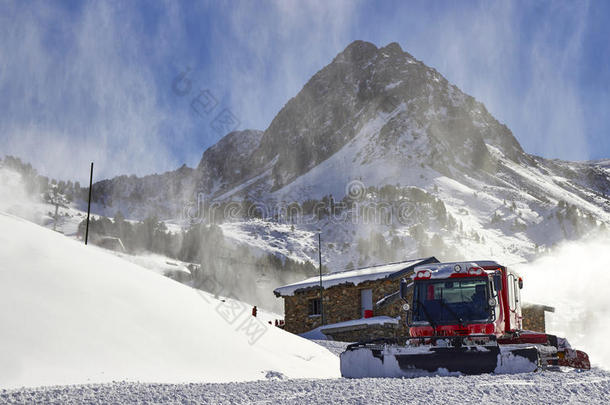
[273,257,439,341]
[274,257,554,341]
[521,303,555,333]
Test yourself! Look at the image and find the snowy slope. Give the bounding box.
[3,368,610,404]
[0,212,339,389]
[221,219,317,264]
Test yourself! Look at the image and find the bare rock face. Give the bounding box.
[194,129,264,193]
[195,40,527,194]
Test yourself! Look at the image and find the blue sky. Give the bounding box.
[1,0,609,182]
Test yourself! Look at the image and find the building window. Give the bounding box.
[309,298,321,316]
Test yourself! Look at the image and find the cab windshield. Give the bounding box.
[412,278,491,325]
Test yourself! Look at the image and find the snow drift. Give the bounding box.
[0,212,339,389]
[0,168,39,222]
[517,233,610,370]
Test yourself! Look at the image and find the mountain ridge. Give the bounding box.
[81,40,610,270]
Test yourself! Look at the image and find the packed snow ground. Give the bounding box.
[2,369,609,404]
[0,212,339,389]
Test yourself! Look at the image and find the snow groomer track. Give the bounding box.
[2,369,610,404]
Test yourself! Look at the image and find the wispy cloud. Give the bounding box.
[520,3,590,160]
[200,0,357,133]
[205,0,600,161]
[0,0,605,185]
[395,1,593,160]
[0,1,194,182]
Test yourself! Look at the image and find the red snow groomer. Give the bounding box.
[340,261,590,377]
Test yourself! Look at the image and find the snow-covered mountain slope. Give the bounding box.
[221,219,318,263]
[592,159,610,169]
[0,212,339,389]
[54,40,610,273]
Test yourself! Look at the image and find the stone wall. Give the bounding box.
[521,305,547,333]
[282,277,410,337]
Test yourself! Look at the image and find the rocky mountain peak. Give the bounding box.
[91,40,535,211]
[185,40,531,197]
[75,41,610,282]
[252,41,524,188]
[333,40,379,64]
[194,129,264,192]
[381,41,404,54]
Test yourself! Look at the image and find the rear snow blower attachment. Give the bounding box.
[339,261,591,378]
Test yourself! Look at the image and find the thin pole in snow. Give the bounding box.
[85,162,94,245]
[53,202,58,231]
[318,232,324,325]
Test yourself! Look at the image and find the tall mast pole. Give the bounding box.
[318,231,324,325]
[85,162,94,245]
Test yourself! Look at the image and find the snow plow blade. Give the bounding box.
[393,345,501,375]
[340,337,540,378]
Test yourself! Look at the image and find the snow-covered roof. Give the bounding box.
[274,257,438,297]
[522,302,555,312]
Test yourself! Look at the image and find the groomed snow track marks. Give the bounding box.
[2,370,609,405]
